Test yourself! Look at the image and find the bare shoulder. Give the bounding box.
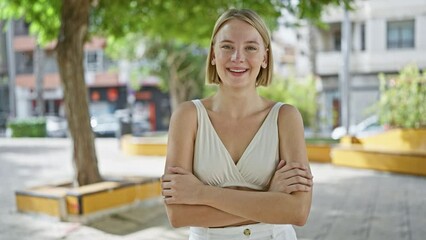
[166,101,198,171]
[168,101,198,140]
[278,104,303,126]
[277,104,308,164]
[171,101,197,125]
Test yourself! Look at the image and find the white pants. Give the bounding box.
[189,223,297,240]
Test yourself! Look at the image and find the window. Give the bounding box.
[333,30,341,51]
[387,20,415,49]
[360,23,366,51]
[85,51,104,72]
[16,52,34,74]
[86,51,98,71]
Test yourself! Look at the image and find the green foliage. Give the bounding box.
[142,39,206,98]
[202,76,320,129]
[1,0,352,102]
[105,33,147,61]
[7,117,46,137]
[93,0,283,47]
[1,0,351,47]
[378,64,426,128]
[305,137,339,144]
[257,75,318,128]
[203,84,219,98]
[0,0,61,45]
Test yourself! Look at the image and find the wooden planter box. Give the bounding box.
[306,144,332,163]
[331,129,426,176]
[121,135,167,156]
[15,177,161,222]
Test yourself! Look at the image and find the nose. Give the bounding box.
[231,49,244,62]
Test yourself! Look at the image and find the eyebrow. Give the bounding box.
[219,40,260,45]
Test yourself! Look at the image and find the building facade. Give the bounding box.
[0,22,9,129]
[314,0,426,132]
[9,19,122,118]
[1,19,171,133]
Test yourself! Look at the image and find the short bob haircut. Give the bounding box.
[206,9,273,86]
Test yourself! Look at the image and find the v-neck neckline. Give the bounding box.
[198,100,278,166]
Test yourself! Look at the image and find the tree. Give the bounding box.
[143,40,206,111]
[1,0,352,186]
[377,64,426,128]
[258,75,318,128]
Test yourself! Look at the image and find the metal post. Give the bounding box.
[340,5,351,135]
[6,21,16,118]
[34,44,45,116]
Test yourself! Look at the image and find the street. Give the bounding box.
[1,138,425,240]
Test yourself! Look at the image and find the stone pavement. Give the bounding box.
[0,138,425,240]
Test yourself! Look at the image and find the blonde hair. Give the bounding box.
[206,9,273,86]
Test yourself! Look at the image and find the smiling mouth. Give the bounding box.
[228,68,248,73]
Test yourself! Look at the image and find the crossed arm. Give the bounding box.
[162,102,313,228]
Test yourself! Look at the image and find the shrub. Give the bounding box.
[201,75,318,129]
[378,64,426,128]
[258,75,318,129]
[7,118,46,137]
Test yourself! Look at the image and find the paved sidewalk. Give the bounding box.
[0,138,425,240]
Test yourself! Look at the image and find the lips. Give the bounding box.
[228,68,248,73]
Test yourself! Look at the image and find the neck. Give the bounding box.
[211,86,264,119]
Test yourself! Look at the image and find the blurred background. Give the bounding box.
[0,0,424,140]
[0,0,425,239]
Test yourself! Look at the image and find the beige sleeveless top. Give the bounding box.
[192,100,283,190]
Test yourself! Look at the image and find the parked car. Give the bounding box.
[331,115,385,140]
[91,114,119,137]
[114,108,151,137]
[46,116,68,138]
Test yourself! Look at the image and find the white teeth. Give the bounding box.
[230,69,246,73]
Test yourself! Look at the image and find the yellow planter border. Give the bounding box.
[15,190,67,218]
[332,146,426,176]
[121,135,167,156]
[15,177,161,222]
[306,144,332,163]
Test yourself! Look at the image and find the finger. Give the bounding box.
[277,163,307,174]
[163,196,174,204]
[276,160,286,170]
[282,169,313,180]
[161,189,174,197]
[286,184,312,193]
[286,176,313,186]
[161,174,174,182]
[275,168,308,179]
[164,196,178,205]
[168,166,191,175]
[281,161,308,171]
[161,182,172,190]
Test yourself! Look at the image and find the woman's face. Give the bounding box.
[212,19,267,88]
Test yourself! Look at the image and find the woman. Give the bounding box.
[161,9,313,240]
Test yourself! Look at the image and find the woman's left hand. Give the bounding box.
[268,160,313,194]
[161,167,205,205]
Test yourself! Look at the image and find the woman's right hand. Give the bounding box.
[268,160,313,194]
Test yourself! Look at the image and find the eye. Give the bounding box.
[221,45,233,50]
[246,46,258,51]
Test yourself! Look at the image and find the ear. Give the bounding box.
[211,46,216,65]
[262,49,268,68]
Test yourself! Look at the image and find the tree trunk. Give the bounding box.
[167,50,200,113]
[168,62,179,113]
[56,0,102,186]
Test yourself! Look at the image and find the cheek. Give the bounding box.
[249,58,263,69]
[214,51,227,62]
